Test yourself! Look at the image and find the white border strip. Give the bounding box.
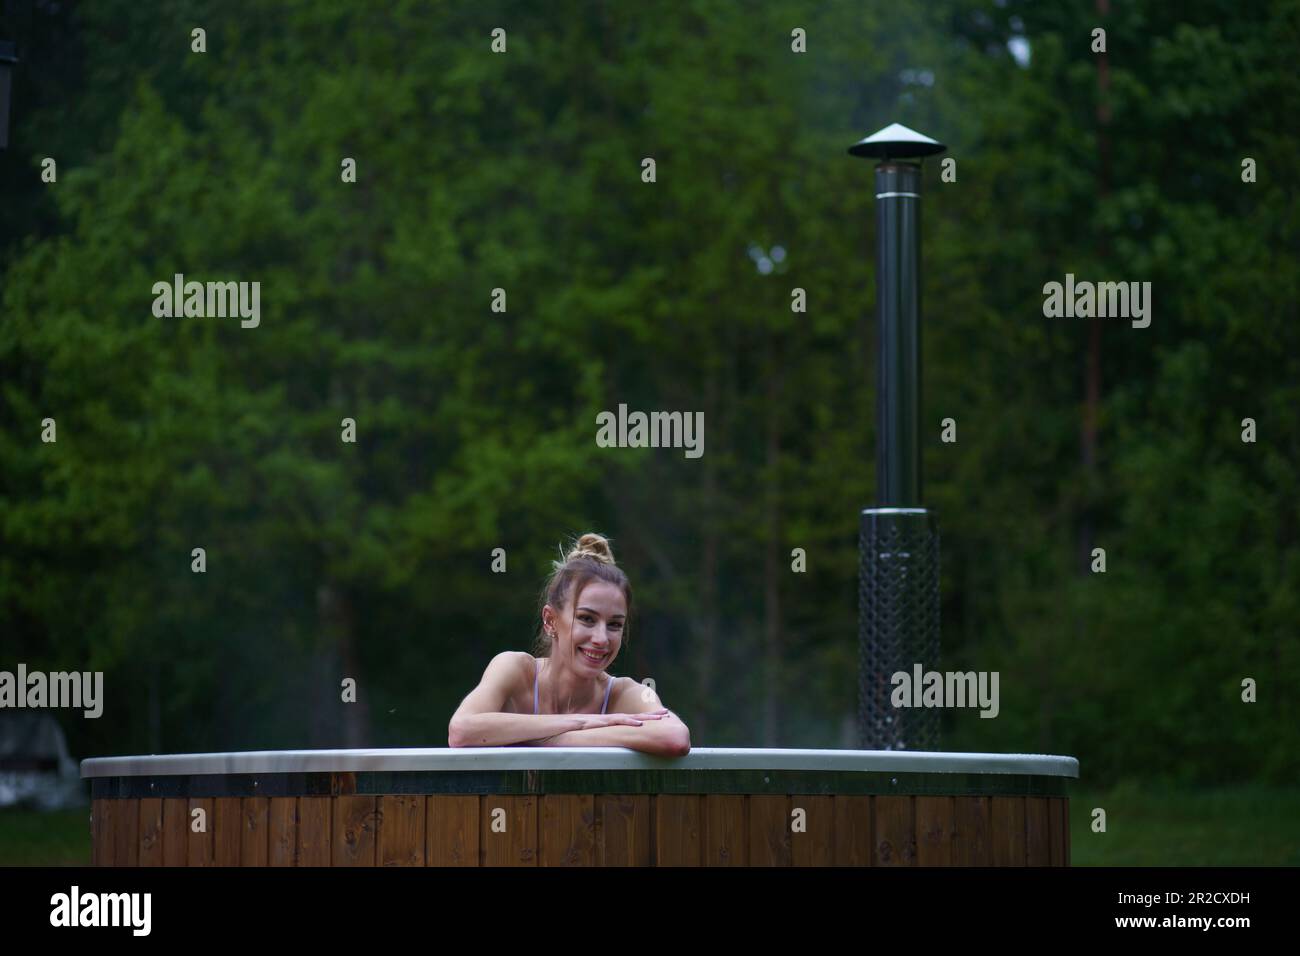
[81,747,1078,778]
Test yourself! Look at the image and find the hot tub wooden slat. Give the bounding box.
[704,795,746,866]
[188,798,213,866]
[1025,798,1050,865]
[482,795,536,866]
[792,795,833,866]
[92,799,111,867]
[991,796,1026,866]
[298,796,331,865]
[112,797,139,866]
[428,795,478,865]
[952,795,989,864]
[268,797,297,866]
[333,795,377,866]
[916,795,953,866]
[161,798,187,866]
[540,794,595,866]
[379,795,425,866]
[139,798,163,866]
[597,795,650,866]
[101,801,119,868]
[749,796,792,866]
[241,797,269,867]
[833,795,873,865]
[655,795,700,866]
[874,795,916,865]
[1047,798,1064,865]
[213,798,241,865]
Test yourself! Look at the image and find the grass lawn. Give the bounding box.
[1068,782,1300,866]
[0,807,91,866]
[2,784,1297,865]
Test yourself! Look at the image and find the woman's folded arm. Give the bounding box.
[448,712,584,748]
[537,711,691,757]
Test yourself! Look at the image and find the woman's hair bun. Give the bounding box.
[563,532,615,566]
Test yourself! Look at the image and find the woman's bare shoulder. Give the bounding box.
[487,652,536,714]
[502,651,537,678]
[486,650,534,670]
[480,651,536,692]
[607,675,652,712]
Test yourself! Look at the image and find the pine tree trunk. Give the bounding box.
[1080,0,1111,575]
[695,363,720,743]
[762,335,784,746]
[317,582,370,748]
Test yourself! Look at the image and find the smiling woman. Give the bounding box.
[448,533,691,757]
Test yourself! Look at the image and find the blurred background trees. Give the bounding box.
[1,0,1295,786]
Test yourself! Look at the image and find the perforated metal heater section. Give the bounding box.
[859,508,941,750]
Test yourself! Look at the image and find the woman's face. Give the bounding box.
[545,580,626,673]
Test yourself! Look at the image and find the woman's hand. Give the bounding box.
[572,708,669,730]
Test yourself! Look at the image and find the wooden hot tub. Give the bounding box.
[81,747,1077,866]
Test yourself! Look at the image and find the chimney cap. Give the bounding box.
[848,122,946,160]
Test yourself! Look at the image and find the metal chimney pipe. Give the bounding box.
[874,160,923,506]
[849,123,946,751]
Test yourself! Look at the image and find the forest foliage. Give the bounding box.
[1,0,1296,784]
